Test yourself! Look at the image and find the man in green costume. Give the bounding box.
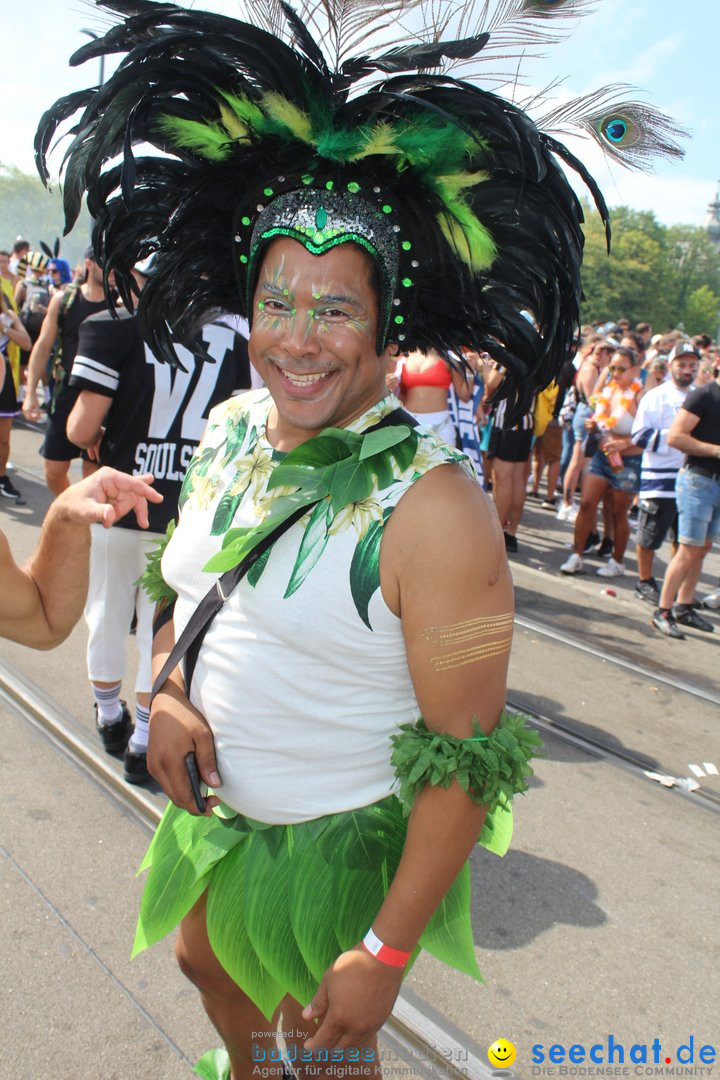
[37,2,683,1076]
[147,236,519,1072]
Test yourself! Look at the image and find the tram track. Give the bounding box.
[509,613,720,813]
[0,658,495,1080]
[515,613,720,709]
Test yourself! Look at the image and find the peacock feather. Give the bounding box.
[536,85,687,169]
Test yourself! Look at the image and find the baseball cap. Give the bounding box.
[668,342,700,362]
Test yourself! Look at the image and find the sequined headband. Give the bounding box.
[235,180,420,352]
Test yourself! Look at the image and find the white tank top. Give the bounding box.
[162,390,472,823]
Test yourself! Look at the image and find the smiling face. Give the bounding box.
[249,237,389,450]
[488,1040,516,1068]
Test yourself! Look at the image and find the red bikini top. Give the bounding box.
[400,357,451,390]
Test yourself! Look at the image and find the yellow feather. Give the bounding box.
[262,92,314,144]
[219,104,250,141]
[437,209,496,272]
[436,171,490,196]
[351,122,400,160]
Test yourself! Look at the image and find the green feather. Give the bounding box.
[217,90,266,131]
[315,125,364,162]
[156,116,232,161]
[393,118,479,171]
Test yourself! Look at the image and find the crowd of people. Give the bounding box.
[388,322,720,640]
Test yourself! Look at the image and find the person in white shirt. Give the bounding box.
[631,343,699,605]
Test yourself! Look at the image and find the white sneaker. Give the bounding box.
[557,502,578,523]
[560,552,583,574]
[597,557,625,578]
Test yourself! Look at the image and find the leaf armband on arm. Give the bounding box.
[390,712,543,814]
[139,519,178,607]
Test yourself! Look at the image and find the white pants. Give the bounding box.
[409,408,457,448]
[84,524,158,692]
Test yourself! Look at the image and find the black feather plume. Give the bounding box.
[34,0,685,422]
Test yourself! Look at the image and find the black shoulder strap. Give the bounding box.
[151,405,417,702]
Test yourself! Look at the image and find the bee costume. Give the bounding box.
[37,0,684,1057]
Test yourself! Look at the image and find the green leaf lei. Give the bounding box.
[390,711,543,815]
[138,519,178,605]
[203,423,418,574]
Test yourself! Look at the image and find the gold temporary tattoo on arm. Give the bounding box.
[430,637,513,672]
[422,614,514,671]
[422,613,514,645]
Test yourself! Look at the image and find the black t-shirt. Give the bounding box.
[683,381,720,478]
[69,311,251,531]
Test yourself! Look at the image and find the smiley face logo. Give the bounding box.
[488,1039,516,1068]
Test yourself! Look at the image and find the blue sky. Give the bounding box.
[4,0,718,229]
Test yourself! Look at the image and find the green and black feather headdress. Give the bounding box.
[36,0,686,421]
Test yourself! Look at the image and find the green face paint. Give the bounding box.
[345,314,373,337]
[303,281,373,339]
[255,258,299,333]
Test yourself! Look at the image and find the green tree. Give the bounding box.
[664,226,720,325]
[0,163,92,265]
[579,203,720,336]
[683,285,720,338]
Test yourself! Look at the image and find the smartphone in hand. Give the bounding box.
[184,751,206,813]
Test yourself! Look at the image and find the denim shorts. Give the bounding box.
[587,449,641,493]
[572,402,593,445]
[676,466,720,547]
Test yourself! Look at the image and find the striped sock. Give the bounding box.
[93,682,123,726]
[128,703,150,754]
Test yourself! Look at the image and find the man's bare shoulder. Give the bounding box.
[393,463,501,553]
[380,464,507,616]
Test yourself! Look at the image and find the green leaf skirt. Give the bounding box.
[133,794,513,1020]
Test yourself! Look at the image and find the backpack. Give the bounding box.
[21,280,51,341]
[47,285,83,413]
